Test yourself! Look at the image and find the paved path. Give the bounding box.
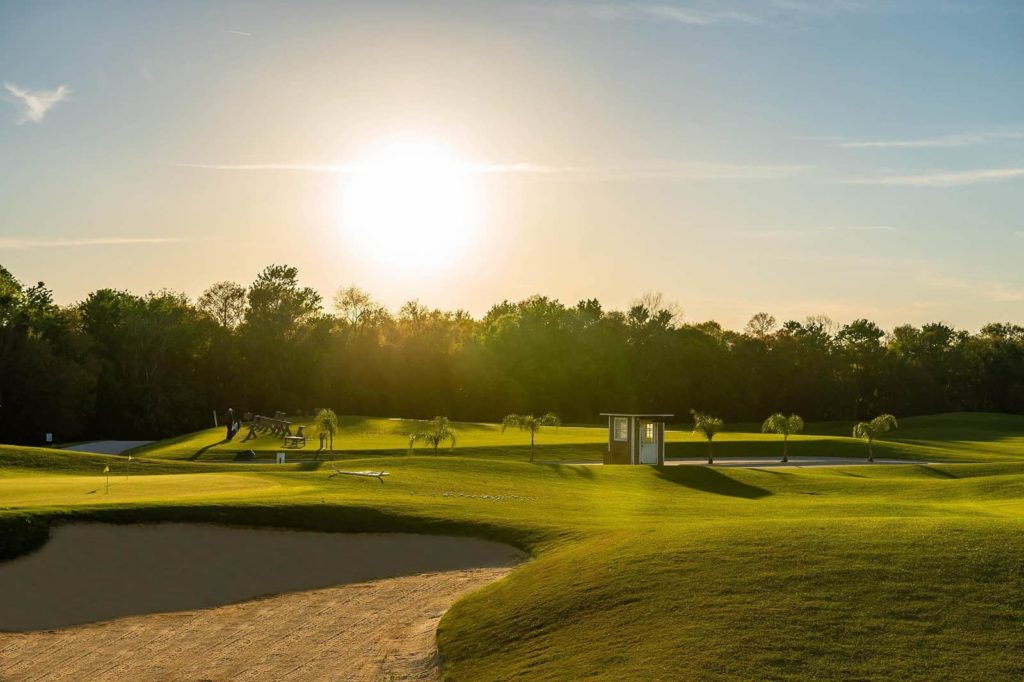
[544,457,934,468]
[664,456,930,468]
[62,441,153,455]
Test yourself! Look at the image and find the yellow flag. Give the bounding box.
[103,465,110,473]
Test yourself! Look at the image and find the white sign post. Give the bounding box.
[276,452,286,464]
[45,433,53,444]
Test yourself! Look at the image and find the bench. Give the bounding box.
[284,425,306,449]
[243,414,292,441]
[329,465,389,483]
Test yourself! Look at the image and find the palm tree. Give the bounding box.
[502,413,561,462]
[315,408,339,457]
[409,416,457,455]
[761,413,804,463]
[852,414,898,462]
[691,409,724,464]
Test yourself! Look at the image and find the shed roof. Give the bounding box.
[600,413,674,418]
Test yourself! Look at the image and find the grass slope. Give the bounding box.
[129,412,1024,464]
[3,412,1024,680]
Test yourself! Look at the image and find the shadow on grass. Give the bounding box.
[537,463,596,479]
[189,438,229,461]
[913,464,959,479]
[654,466,771,499]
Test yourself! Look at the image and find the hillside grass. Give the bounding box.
[3,412,1024,679]
[125,412,1024,464]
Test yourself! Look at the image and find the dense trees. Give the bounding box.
[1,262,1023,445]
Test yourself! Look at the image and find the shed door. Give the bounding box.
[639,421,658,464]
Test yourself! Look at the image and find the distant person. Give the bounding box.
[226,407,235,440]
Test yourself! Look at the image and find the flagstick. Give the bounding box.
[126,455,132,480]
[104,464,110,494]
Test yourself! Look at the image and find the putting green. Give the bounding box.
[0,473,293,509]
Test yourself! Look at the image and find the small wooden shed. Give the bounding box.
[600,413,673,465]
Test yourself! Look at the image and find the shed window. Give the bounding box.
[644,422,655,443]
[613,417,628,441]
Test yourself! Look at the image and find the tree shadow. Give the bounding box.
[537,463,595,479]
[913,464,959,479]
[190,439,229,461]
[654,466,772,499]
[289,460,323,471]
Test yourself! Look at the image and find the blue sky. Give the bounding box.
[1,0,1022,329]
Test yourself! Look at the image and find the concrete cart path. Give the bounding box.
[664,456,933,468]
[544,457,938,468]
[62,441,154,455]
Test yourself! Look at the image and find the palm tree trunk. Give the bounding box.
[782,436,788,463]
[707,440,713,465]
[530,430,535,462]
[868,439,874,462]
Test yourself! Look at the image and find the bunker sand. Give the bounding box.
[0,568,509,681]
[0,524,525,680]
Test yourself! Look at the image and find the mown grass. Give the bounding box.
[3,413,1024,680]
[125,412,1024,464]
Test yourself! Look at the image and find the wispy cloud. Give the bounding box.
[738,225,900,240]
[3,82,71,124]
[225,29,252,36]
[525,0,948,28]
[825,225,899,231]
[174,160,808,181]
[530,2,762,26]
[921,273,1024,302]
[844,168,1024,187]
[837,130,1024,149]
[0,236,215,251]
[639,5,761,25]
[172,161,557,174]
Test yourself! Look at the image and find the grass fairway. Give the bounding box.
[3,413,1024,679]
[128,412,1024,464]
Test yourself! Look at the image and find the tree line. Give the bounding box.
[2,263,1022,445]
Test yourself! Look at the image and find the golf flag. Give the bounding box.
[103,465,110,473]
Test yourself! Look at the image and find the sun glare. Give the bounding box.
[340,137,482,271]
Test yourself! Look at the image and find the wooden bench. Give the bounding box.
[329,465,389,483]
[284,425,306,449]
[243,414,292,441]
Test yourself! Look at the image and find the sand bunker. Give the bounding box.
[0,568,511,681]
[0,523,525,632]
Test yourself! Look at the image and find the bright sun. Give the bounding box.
[340,137,482,271]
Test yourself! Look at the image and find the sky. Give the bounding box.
[1,0,1022,330]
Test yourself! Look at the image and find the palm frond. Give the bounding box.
[691,409,724,441]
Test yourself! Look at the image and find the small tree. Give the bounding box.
[852,414,898,462]
[502,413,561,462]
[761,413,804,463]
[315,408,339,456]
[691,409,724,464]
[409,416,457,455]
